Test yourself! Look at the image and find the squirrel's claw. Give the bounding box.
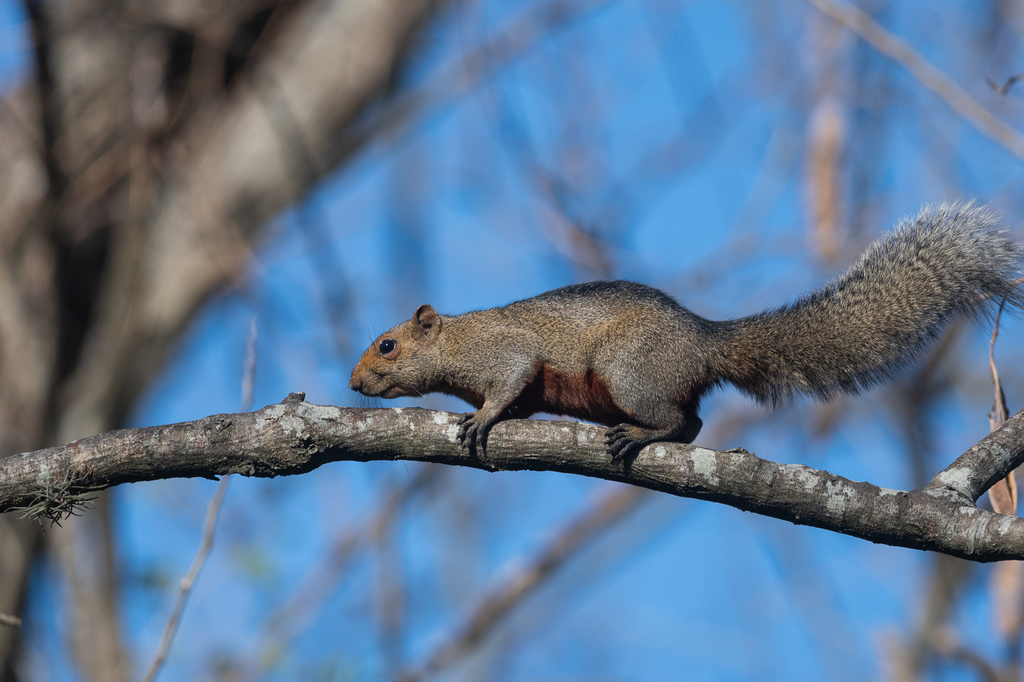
[604,424,637,462]
[456,413,474,446]
[457,412,490,453]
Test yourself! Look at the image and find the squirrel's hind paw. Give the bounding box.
[604,424,645,463]
[605,415,702,463]
[457,412,490,453]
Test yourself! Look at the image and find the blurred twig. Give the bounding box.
[139,476,229,682]
[245,465,442,679]
[886,327,975,681]
[242,317,258,413]
[989,302,1011,435]
[987,73,1024,96]
[931,627,1006,682]
[985,303,1024,659]
[335,0,618,162]
[140,320,256,682]
[987,303,1014,515]
[0,615,20,628]
[397,485,649,682]
[22,0,66,201]
[893,321,962,488]
[804,0,1024,161]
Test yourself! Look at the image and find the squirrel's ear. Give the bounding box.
[413,305,442,337]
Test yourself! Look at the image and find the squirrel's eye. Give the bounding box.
[379,338,397,355]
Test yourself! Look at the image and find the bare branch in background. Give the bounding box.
[987,303,1014,515]
[139,477,229,682]
[804,0,1024,161]
[142,314,260,681]
[243,465,442,680]
[930,627,1006,682]
[0,0,450,675]
[241,318,259,413]
[987,73,1024,96]
[397,485,649,682]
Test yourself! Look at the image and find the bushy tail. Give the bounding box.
[721,202,1024,405]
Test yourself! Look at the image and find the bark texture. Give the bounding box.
[4,397,1024,563]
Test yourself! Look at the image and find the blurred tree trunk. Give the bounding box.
[0,0,445,678]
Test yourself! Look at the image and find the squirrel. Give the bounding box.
[349,203,1024,461]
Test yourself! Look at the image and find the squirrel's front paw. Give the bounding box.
[457,412,489,453]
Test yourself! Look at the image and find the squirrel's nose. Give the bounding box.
[349,376,362,392]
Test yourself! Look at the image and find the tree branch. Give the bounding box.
[803,0,1024,161]
[928,411,1024,502]
[3,393,1024,562]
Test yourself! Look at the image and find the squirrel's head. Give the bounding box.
[349,304,442,398]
